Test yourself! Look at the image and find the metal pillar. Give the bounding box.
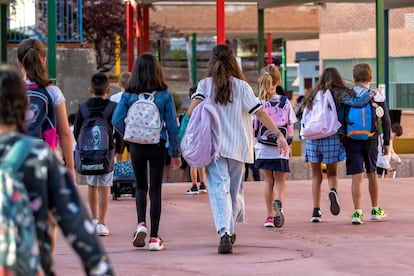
[126,1,134,71]
[376,0,385,90]
[143,5,149,52]
[47,0,56,82]
[282,40,287,90]
[217,0,225,44]
[0,4,7,63]
[192,33,197,85]
[267,33,272,65]
[135,4,141,57]
[257,8,264,73]
[384,9,389,104]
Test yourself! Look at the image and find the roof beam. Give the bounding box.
[258,0,414,9]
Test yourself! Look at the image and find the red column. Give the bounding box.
[267,33,272,65]
[216,0,225,44]
[143,5,150,52]
[126,1,134,72]
[136,4,142,56]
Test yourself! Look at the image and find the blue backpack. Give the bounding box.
[345,102,376,140]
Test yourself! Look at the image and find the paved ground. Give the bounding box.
[54,178,414,276]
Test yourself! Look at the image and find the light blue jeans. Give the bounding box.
[206,157,245,237]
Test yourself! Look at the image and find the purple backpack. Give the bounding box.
[180,78,222,168]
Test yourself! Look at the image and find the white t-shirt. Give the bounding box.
[110,91,124,103]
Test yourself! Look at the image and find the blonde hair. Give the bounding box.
[258,65,281,101]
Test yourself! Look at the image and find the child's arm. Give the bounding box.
[341,90,373,107]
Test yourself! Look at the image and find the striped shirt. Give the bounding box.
[192,77,261,163]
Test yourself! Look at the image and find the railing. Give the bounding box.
[7,0,82,43]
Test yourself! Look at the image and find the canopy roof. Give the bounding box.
[141,0,414,9]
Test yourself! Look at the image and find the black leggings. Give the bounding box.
[130,141,167,238]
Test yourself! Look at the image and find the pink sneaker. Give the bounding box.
[263,216,274,228]
[148,237,164,251]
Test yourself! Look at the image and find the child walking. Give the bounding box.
[344,63,391,225]
[112,53,181,251]
[74,72,117,236]
[254,65,296,228]
[179,86,207,195]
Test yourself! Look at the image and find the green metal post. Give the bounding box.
[376,0,385,88]
[1,4,7,63]
[192,33,197,85]
[47,0,56,83]
[257,8,264,73]
[282,40,287,90]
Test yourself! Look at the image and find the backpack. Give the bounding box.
[300,89,341,140]
[25,84,58,149]
[180,78,222,168]
[123,92,163,144]
[0,138,41,276]
[344,103,375,140]
[254,96,292,146]
[75,102,115,175]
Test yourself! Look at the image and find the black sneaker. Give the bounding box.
[230,233,236,245]
[311,208,322,223]
[218,233,233,254]
[186,185,199,195]
[199,183,207,193]
[329,189,340,215]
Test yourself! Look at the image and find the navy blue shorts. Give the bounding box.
[255,159,290,172]
[345,138,378,175]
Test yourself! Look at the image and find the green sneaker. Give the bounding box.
[351,211,363,225]
[371,207,387,220]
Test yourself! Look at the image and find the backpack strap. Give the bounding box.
[0,138,37,173]
[278,96,287,109]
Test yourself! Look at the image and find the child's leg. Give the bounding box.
[48,212,58,264]
[273,171,286,202]
[326,162,338,191]
[263,169,275,217]
[198,167,206,184]
[88,185,98,220]
[351,173,364,209]
[366,171,379,207]
[310,162,323,208]
[190,167,198,184]
[98,186,110,225]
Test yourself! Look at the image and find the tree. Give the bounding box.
[82,0,126,72]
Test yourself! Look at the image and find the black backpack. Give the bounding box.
[75,102,116,175]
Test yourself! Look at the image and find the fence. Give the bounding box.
[7,0,82,43]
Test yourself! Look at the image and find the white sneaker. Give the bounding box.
[148,237,164,251]
[133,224,147,247]
[92,219,98,227]
[96,224,109,236]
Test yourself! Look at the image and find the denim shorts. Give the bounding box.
[305,134,346,164]
[345,138,378,175]
[86,172,113,187]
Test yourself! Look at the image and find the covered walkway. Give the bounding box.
[55,178,414,275]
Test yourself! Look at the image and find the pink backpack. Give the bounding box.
[254,96,293,146]
[300,89,341,140]
[180,78,222,168]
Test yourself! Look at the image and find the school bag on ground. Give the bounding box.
[123,92,163,144]
[25,84,58,149]
[0,138,41,276]
[181,78,222,168]
[300,89,341,140]
[254,96,292,146]
[75,103,115,175]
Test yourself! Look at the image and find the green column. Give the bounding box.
[47,0,56,83]
[282,40,287,90]
[1,4,7,63]
[192,33,197,85]
[376,0,385,87]
[257,8,264,73]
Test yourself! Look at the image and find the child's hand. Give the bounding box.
[171,157,182,170]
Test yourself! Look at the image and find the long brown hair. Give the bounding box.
[303,67,354,109]
[0,65,28,133]
[126,53,168,94]
[206,44,246,105]
[258,65,281,101]
[17,38,51,87]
